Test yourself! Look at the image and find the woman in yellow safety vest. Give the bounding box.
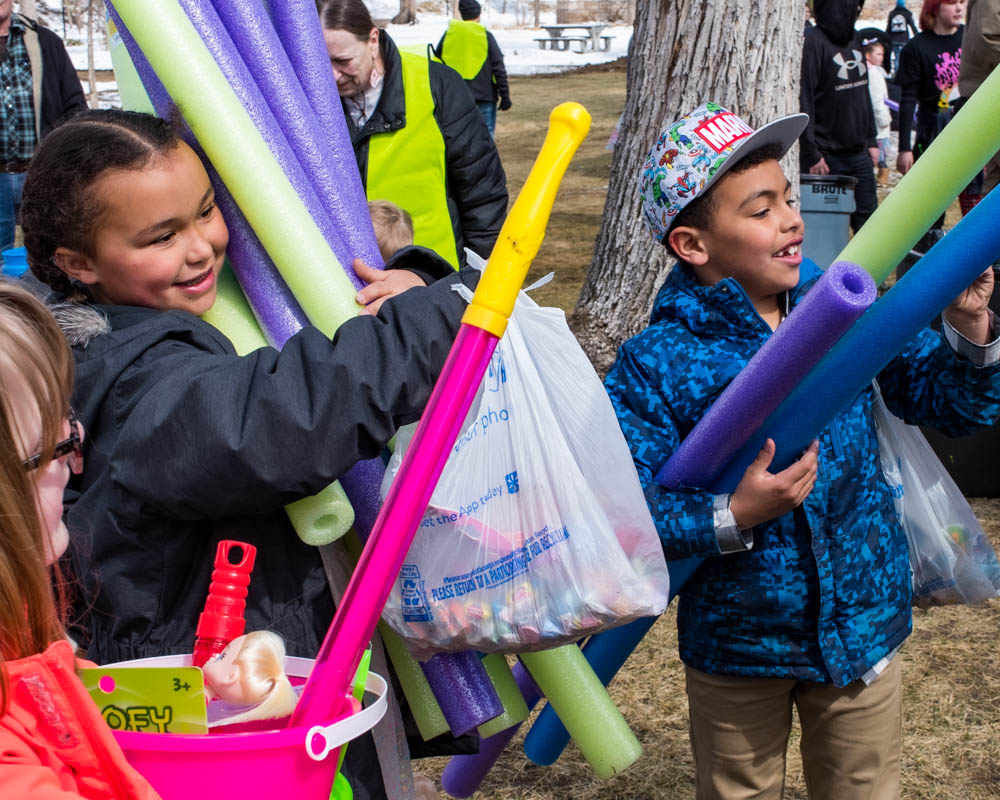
[319,0,508,269]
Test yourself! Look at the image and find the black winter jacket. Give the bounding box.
[345,32,507,265]
[19,15,87,136]
[53,267,474,666]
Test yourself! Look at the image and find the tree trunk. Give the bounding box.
[86,0,97,108]
[392,0,417,24]
[534,0,540,26]
[571,0,803,373]
[17,0,36,18]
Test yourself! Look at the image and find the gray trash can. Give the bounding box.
[799,174,857,269]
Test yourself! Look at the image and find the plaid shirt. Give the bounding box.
[0,15,37,162]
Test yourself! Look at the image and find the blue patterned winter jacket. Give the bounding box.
[605,260,1000,686]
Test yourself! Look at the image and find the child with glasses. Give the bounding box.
[0,280,160,799]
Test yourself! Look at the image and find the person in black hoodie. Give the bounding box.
[19,108,476,800]
[800,0,880,234]
[435,0,512,137]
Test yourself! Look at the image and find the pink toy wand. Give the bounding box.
[290,102,592,731]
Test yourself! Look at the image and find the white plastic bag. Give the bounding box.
[872,385,1000,607]
[380,262,669,657]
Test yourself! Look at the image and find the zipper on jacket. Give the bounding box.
[829,418,845,459]
[50,658,135,800]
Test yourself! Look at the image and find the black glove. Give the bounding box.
[499,97,512,111]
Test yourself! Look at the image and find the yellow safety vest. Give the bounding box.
[439,19,488,80]
[367,51,459,269]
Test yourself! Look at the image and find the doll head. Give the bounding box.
[202,630,298,726]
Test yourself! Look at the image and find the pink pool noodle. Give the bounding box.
[267,0,384,269]
[175,0,363,286]
[212,0,381,278]
[655,260,877,489]
[291,325,500,730]
[440,662,541,798]
[107,2,308,346]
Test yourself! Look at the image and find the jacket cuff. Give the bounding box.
[942,309,1000,367]
[385,244,457,285]
[713,493,753,554]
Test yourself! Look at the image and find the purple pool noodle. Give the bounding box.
[337,457,385,538]
[213,185,310,346]
[714,183,1000,491]
[266,0,384,269]
[211,0,377,280]
[441,662,541,798]
[655,260,876,490]
[169,0,361,290]
[107,3,309,347]
[420,651,503,736]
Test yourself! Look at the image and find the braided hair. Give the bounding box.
[20,109,181,303]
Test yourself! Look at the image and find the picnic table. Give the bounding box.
[534,23,614,53]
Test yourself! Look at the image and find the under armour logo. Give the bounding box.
[833,50,867,80]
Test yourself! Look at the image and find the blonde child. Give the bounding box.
[864,40,893,186]
[369,199,415,263]
[0,280,160,799]
[20,108,472,799]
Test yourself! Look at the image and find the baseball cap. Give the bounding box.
[639,102,808,242]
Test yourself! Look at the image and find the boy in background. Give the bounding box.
[369,199,415,263]
[605,102,1000,799]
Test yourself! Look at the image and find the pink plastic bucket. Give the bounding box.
[104,654,387,800]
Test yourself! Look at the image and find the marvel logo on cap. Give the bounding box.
[694,112,754,154]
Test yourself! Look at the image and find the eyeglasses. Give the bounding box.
[22,408,83,475]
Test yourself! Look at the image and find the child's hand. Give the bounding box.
[943,267,994,344]
[354,258,425,316]
[729,439,819,530]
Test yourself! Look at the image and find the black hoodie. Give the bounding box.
[800,0,877,167]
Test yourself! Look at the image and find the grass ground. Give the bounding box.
[417,64,1000,799]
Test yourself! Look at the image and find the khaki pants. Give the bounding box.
[685,658,902,800]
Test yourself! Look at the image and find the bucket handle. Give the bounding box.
[304,671,388,762]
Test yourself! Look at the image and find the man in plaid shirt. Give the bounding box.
[0,0,85,257]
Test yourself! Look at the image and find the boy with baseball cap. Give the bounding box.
[605,102,1000,799]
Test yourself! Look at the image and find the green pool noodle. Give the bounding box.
[476,654,530,738]
[378,622,451,741]
[340,531,450,741]
[202,266,355,544]
[106,9,154,114]
[519,646,641,778]
[837,63,1000,285]
[110,0,359,338]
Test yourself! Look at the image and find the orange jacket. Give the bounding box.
[0,640,161,800]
